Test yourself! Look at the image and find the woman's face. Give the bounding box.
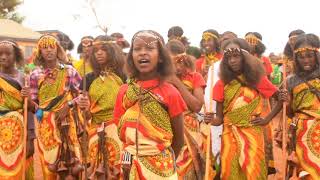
[81,39,93,56]
[224,43,243,73]
[0,44,15,69]
[132,35,160,75]
[202,37,216,54]
[296,45,317,72]
[93,45,108,65]
[40,44,58,63]
[173,56,188,76]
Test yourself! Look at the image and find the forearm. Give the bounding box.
[172,133,184,157]
[171,115,184,157]
[211,117,223,126]
[264,101,283,122]
[174,81,203,112]
[212,102,224,126]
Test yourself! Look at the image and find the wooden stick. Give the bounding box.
[22,72,30,180]
[184,130,202,180]
[82,61,88,180]
[205,65,215,179]
[204,127,213,180]
[281,56,288,180]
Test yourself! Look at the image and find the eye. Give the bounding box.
[147,46,156,50]
[305,52,314,58]
[133,46,142,51]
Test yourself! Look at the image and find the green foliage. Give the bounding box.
[0,0,24,23]
[187,46,202,59]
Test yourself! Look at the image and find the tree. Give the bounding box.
[0,0,24,23]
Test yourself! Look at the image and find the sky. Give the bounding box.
[19,0,320,58]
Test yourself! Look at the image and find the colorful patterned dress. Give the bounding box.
[73,58,93,78]
[195,53,222,81]
[82,72,123,176]
[114,79,186,180]
[288,73,320,179]
[0,72,34,179]
[213,76,277,180]
[175,72,206,179]
[30,64,82,179]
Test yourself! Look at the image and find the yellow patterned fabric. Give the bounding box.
[0,77,26,179]
[87,73,123,173]
[89,73,123,124]
[73,59,93,78]
[221,79,267,180]
[118,81,177,179]
[176,78,205,179]
[35,68,81,180]
[292,78,320,179]
[0,77,23,111]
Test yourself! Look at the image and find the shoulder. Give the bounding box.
[64,64,77,71]
[191,71,203,78]
[287,74,299,91]
[196,56,204,63]
[160,81,181,97]
[30,67,43,78]
[64,64,80,75]
[119,84,129,92]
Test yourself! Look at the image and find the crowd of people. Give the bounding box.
[0,26,319,180]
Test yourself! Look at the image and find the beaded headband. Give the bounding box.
[202,32,218,41]
[81,38,93,47]
[0,40,17,47]
[245,34,261,46]
[294,47,319,54]
[133,31,163,46]
[37,35,58,49]
[92,40,116,46]
[174,53,188,63]
[223,48,249,57]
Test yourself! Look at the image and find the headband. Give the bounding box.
[294,47,319,54]
[202,32,218,41]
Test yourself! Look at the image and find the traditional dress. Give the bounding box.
[175,72,206,179]
[260,56,276,173]
[73,58,93,78]
[287,70,320,179]
[260,56,273,77]
[30,64,82,179]
[195,53,223,80]
[213,76,277,180]
[204,59,223,159]
[81,72,123,176]
[0,72,34,179]
[114,78,186,179]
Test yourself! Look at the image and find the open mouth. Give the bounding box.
[138,59,150,65]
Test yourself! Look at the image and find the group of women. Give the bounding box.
[0,26,319,180]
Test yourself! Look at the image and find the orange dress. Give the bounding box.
[114,78,186,180]
[213,76,277,180]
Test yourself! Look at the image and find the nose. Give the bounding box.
[229,56,237,63]
[96,49,103,55]
[138,47,147,57]
[0,54,6,61]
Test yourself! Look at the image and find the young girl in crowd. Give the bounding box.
[210,38,287,180]
[113,30,186,179]
[167,40,206,179]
